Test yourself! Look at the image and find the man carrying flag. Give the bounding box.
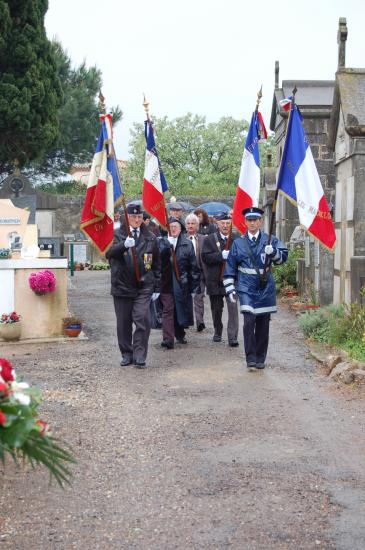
[232,88,267,235]
[80,114,122,253]
[276,96,336,250]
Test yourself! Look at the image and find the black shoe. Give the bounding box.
[120,357,132,366]
[197,323,205,332]
[176,337,187,344]
[255,363,266,369]
[229,340,239,347]
[161,340,174,349]
[247,362,256,371]
[134,360,147,369]
[213,334,222,342]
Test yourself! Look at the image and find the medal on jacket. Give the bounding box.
[143,253,153,271]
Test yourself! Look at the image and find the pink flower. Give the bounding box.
[29,270,56,294]
[0,358,15,382]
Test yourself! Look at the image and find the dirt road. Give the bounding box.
[1,271,365,549]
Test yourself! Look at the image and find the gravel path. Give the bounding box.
[1,271,365,550]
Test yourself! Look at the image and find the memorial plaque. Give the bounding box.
[0,200,29,249]
[73,244,87,263]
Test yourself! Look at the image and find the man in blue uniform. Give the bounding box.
[223,207,288,371]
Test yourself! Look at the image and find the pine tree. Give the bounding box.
[0,0,63,172]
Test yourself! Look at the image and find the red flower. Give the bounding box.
[0,358,15,382]
[36,420,51,437]
[0,410,6,426]
[0,381,9,396]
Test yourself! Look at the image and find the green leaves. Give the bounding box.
[0,0,63,171]
[125,114,249,197]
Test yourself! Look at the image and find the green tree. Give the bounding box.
[0,0,63,173]
[125,114,249,198]
[35,41,122,178]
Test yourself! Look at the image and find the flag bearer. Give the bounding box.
[223,207,288,371]
[106,203,161,369]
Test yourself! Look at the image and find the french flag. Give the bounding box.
[142,120,168,229]
[279,96,292,112]
[232,111,266,234]
[277,103,336,250]
[80,114,122,253]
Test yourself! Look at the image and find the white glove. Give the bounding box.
[124,236,135,248]
[151,293,160,301]
[167,236,176,247]
[222,250,229,260]
[228,292,237,303]
[265,244,274,255]
[191,293,196,298]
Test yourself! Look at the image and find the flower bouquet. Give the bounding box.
[28,270,56,295]
[0,312,22,341]
[0,357,76,486]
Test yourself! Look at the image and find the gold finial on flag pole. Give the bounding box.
[98,90,106,115]
[143,93,150,121]
[255,85,263,113]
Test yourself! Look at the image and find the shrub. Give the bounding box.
[272,247,304,293]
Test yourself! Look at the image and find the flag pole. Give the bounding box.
[220,86,263,279]
[143,94,180,281]
[263,85,297,276]
[99,91,141,282]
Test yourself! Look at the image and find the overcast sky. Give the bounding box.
[45,0,364,159]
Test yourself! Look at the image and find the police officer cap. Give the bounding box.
[169,202,183,211]
[215,212,231,221]
[243,206,264,219]
[126,203,142,215]
[169,216,185,229]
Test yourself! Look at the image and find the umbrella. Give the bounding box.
[196,202,230,216]
[167,201,194,212]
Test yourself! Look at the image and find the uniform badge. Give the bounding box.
[143,253,153,271]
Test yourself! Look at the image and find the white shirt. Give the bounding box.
[189,234,197,254]
[220,232,229,243]
[129,227,140,238]
[248,231,260,241]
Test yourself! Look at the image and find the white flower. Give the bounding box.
[11,381,29,391]
[13,392,31,406]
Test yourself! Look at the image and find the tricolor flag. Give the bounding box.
[232,111,267,234]
[142,120,168,228]
[279,96,292,112]
[277,103,336,250]
[80,114,122,253]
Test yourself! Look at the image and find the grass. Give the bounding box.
[297,303,365,362]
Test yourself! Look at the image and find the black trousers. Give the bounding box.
[243,313,270,364]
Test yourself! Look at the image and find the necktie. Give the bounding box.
[133,229,138,240]
[252,236,256,243]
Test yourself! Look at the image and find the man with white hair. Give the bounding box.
[185,212,207,332]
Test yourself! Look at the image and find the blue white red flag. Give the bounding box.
[277,103,336,250]
[80,114,123,253]
[232,111,267,234]
[279,96,292,112]
[142,120,168,228]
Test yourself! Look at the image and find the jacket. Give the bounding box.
[201,231,237,296]
[159,233,200,326]
[223,232,288,315]
[106,223,161,298]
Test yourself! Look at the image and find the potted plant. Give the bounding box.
[280,284,299,298]
[28,270,56,296]
[0,312,22,341]
[63,316,82,338]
